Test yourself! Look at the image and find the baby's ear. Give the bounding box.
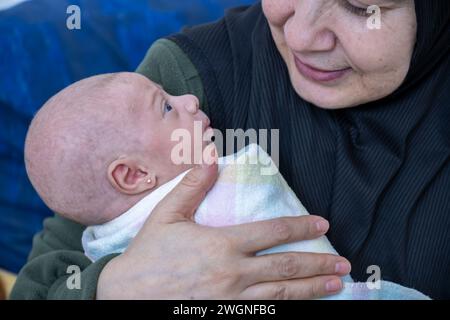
[107,157,156,195]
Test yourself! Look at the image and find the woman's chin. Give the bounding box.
[291,85,348,109]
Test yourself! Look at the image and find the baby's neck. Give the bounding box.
[100,191,151,224]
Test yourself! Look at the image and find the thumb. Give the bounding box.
[151,143,218,224]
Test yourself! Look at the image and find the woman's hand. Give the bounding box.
[97,150,351,299]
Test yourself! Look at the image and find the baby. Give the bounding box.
[25,72,214,226]
[25,72,429,300]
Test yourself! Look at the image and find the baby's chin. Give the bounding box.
[199,126,215,151]
[197,138,216,163]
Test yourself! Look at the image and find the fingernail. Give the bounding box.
[335,262,351,274]
[315,219,329,233]
[326,279,342,293]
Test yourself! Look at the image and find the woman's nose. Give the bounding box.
[285,0,336,52]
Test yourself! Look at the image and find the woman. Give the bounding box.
[12,0,449,299]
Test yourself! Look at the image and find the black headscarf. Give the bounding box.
[169,1,450,299]
[398,1,450,95]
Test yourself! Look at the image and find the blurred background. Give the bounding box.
[0,0,255,285]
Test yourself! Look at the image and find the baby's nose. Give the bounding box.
[184,95,199,114]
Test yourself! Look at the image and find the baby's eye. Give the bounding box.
[163,102,173,114]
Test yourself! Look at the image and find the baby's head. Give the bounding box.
[25,72,213,225]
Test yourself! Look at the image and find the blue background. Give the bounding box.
[0,0,255,273]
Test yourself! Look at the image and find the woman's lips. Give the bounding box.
[294,56,351,83]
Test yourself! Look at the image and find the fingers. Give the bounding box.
[241,252,351,285]
[150,143,219,224]
[223,216,330,254]
[239,275,345,300]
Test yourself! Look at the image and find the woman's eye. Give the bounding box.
[163,102,173,114]
[340,0,369,17]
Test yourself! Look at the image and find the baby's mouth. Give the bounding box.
[203,117,211,130]
[204,126,215,144]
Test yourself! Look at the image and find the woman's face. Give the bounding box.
[262,0,417,109]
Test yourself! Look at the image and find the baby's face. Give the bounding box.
[127,75,213,182]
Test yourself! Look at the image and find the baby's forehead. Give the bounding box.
[120,73,160,89]
[109,75,166,117]
[122,74,163,96]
